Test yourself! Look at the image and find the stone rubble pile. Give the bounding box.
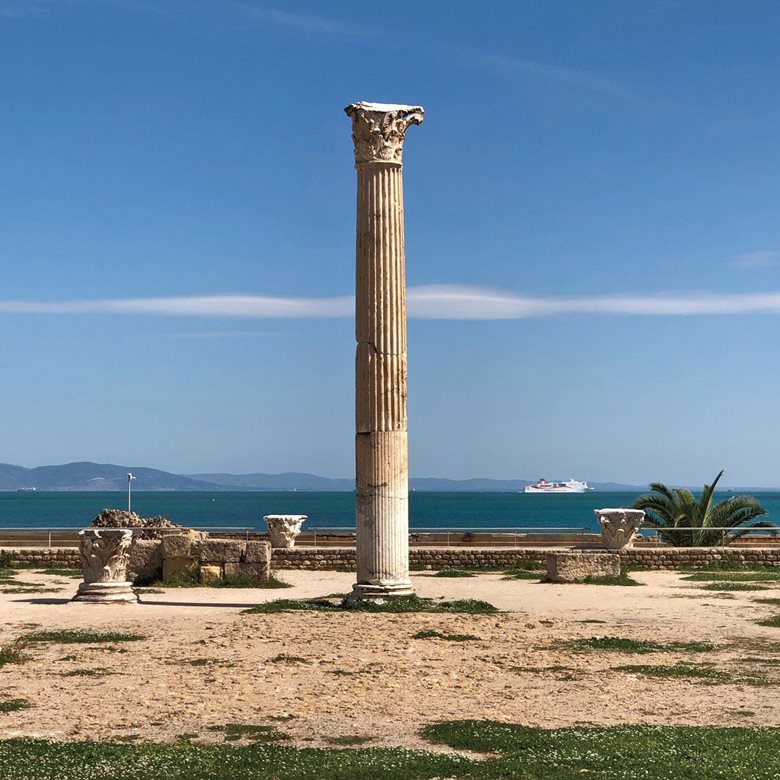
[90,509,181,540]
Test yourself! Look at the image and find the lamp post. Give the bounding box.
[127,472,136,512]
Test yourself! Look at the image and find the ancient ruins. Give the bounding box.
[345,101,424,600]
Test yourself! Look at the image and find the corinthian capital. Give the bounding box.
[345,101,424,166]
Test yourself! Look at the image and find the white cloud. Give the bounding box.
[462,50,632,99]
[735,250,780,269]
[6,285,780,320]
[217,1,378,38]
[408,285,780,318]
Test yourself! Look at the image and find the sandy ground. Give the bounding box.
[2,567,780,748]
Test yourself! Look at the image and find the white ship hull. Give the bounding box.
[524,479,590,494]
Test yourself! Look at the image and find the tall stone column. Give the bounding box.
[345,101,424,600]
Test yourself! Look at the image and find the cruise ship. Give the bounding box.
[523,478,590,494]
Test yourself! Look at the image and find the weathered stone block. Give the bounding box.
[546,552,620,583]
[127,539,162,585]
[161,532,192,560]
[224,561,270,583]
[200,565,223,583]
[244,540,272,564]
[199,539,245,563]
[162,557,196,581]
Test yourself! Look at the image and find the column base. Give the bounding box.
[348,581,414,604]
[72,581,138,604]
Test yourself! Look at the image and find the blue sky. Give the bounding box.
[2,0,780,485]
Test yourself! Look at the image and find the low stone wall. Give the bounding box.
[275,546,780,570]
[0,548,80,567]
[621,547,780,569]
[6,545,780,572]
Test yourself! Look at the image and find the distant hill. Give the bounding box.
[0,462,221,492]
[190,472,355,491]
[0,461,660,493]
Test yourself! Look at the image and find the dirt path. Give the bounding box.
[1,569,779,748]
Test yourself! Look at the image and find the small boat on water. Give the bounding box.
[523,478,590,494]
[16,487,37,493]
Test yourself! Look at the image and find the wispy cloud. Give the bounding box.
[0,0,58,18]
[228,3,378,38]
[735,250,780,269]
[151,330,287,339]
[458,49,632,99]
[408,285,780,318]
[6,286,780,320]
[0,293,353,318]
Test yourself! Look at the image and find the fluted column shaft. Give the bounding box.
[345,101,423,599]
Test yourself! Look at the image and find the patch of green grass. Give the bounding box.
[501,569,542,580]
[742,657,780,666]
[757,615,780,628]
[682,570,780,583]
[135,588,165,594]
[243,595,498,615]
[4,723,780,778]
[433,568,474,578]
[35,568,82,578]
[756,598,780,606]
[0,699,30,713]
[325,736,374,746]
[206,724,289,743]
[270,655,310,664]
[567,636,717,654]
[25,630,145,644]
[1,585,64,594]
[578,619,608,624]
[421,720,780,778]
[510,665,576,675]
[541,568,642,586]
[700,582,769,592]
[582,570,642,586]
[502,560,546,580]
[616,663,776,686]
[0,640,28,667]
[412,630,478,642]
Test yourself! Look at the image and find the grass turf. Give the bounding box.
[412,629,479,642]
[3,723,780,778]
[243,595,498,615]
[25,630,145,644]
[614,663,775,686]
[566,636,716,653]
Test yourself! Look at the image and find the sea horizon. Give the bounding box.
[4,489,780,533]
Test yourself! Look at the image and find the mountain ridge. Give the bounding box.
[3,461,769,492]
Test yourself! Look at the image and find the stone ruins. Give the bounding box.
[345,101,424,600]
[263,515,307,548]
[596,508,645,550]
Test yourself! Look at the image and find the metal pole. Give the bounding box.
[127,473,135,512]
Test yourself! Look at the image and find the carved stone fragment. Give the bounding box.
[596,508,645,550]
[264,516,306,549]
[73,529,137,603]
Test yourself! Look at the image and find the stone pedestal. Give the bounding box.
[546,552,621,583]
[264,515,307,549]
[346,101,423,600]
[596,508,645,550]
[73,528,137,604]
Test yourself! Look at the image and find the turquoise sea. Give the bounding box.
[2,490,780,533]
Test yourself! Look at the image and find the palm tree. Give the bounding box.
[632,470,775,546]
